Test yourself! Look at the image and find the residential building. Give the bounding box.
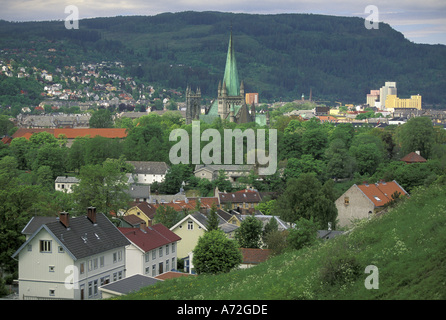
[118,222,181,278]
[99,274,162,299]
[194,164,254,184]
[335,180,409,228]
[126,161,169,185]
[400,151,427,164]
[55,176,80,193]
[170,212,238,269]
[239,248,272,269]
[218,189,262,213]
[12,207,130,300]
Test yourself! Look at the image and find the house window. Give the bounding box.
[58,246,64,253]
[188,220,193,230]
[100,256,104,268]
[171,243,175,253]
[152,264,156,276]
[88,260,93,271]
[49,266,55,272]
[165,244,169,255]
[145,266,150,274]
[40,240,52,253]
[100,276,110,286]
[374,196,381,201]
[27,244,32,252]
[80,262,85,274]
[49,289,55,296]
[344,197,349,205]
[93,258,98,269]
[152,250,156,260]
[166,259,170,271]
[145,253,150,262]
[88,282,93,297]
[93,280,98,296]
[159,247,163,258]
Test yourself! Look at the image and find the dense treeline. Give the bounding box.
[1,12,446,104]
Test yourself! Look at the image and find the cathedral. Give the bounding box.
[186,30,266,126]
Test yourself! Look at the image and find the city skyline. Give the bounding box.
[0,0,445,45]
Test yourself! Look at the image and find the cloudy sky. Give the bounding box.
[1,0,445,45]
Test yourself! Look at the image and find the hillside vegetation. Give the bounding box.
[1,11,446,104]
[117,182,446,300]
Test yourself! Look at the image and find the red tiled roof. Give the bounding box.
[400,152,427,163]
[239,248,272,264]
[219,189,261,203]
[357,180,408,207]
[54,128,127,139]
[12,128,127,140]
[118,224,181,253]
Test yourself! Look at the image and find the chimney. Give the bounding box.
[147,219,153,227]
[139,221,146,233]
[59,211,70,228]
[87,206,97,224]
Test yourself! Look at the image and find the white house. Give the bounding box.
[55,176,80,193]
[118,222,181,278]
[12,207,130,300]
[126,161,169,185]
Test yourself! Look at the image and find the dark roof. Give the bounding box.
[21,216,58,235]
[14,213,130,260]
[317,230,345,240]
[126,161,169,175]
[100,274,161,296]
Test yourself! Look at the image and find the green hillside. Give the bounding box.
[117,182,446,300]
[1,11,446,105]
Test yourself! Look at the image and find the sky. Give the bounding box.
[1,0,445,45]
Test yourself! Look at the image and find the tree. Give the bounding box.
[206,203,219,232]
[287,217,319,250]
[397,117,435,159]
[275,173,338,229]
[325,138,355,179]
[235,215,263,248]
[153,205,183,228]
[89,109,113,128]
[72,157,131,216]
[193,229,242,275]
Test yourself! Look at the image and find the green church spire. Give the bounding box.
[222,29,240,96]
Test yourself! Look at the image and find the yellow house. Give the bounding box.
[122,202,157,227]
[170,212,238,261]
[385,94,422,110]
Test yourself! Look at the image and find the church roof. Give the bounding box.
[223,30,240,96]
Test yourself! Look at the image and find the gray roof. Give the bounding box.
[55,176,80,183]
[317,230,344,240]
[126,161,169,175]
[100,274,161,296]
[13,213,130,260]
[189,212,239,234]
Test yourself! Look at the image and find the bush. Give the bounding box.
[320,244,362,286]
[287,217,319,250]
[193,230,242,275]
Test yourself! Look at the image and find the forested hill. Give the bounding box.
[1,11,446,105]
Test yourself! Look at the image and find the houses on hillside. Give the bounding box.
[335,180,409,228]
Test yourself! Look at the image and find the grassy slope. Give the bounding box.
[118,183,446,300]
